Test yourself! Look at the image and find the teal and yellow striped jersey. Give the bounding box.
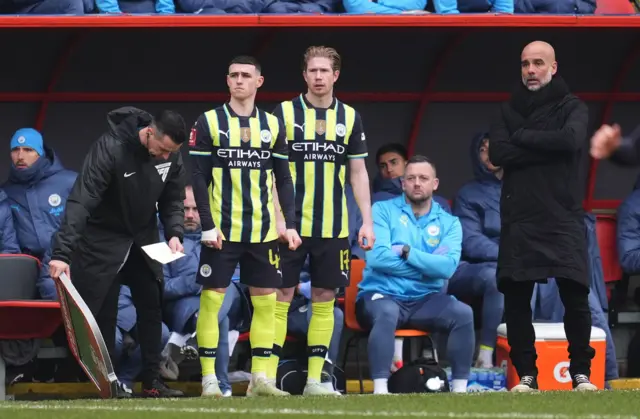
[273,94,368,239]
[188,103,290,243]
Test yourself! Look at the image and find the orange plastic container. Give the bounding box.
[496,323,606,391]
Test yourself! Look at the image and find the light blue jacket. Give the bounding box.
[96,0,175,13]
[3,147,77,259]
[358,196,462,301]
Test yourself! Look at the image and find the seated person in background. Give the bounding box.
[447,134,503,368]
[514,0,595,14]
[372,143,451,213]
[115,286,173,392]
[288,264,344,394]
[3,128,77,300]
[0,0,89,14]
[161,185,247,396]
[96,0,174,13]
[0,189,20,254]
[357,156,473,395]
[161,185,205,336]
[617,176,640,275]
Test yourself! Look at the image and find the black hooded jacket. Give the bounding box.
[51,107,186,280]
[488,76,590,288]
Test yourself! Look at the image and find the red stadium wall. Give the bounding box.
[1,16,639,209]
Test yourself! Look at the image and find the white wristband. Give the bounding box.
[201,228,218,242]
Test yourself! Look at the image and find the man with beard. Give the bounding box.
[356,155,473,395]
[373,143,451,212]
[49,107,188,398]
[3,128,77,300]
[270,46,375,396]
[488,41,597,392]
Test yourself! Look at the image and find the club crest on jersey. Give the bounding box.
[260,130,272,143]
[155,162,172,182]
[240,128,251,143]
[335,123,347,137]
[315,120,326,135]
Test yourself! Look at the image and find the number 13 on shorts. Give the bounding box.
[339,249,350,273]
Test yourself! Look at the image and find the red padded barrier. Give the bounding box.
[0,15,640,28]
[595,214,624,284]
[0,301,62,340]
[0,254,61,340]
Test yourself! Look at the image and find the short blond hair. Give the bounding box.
[302,46,341,72]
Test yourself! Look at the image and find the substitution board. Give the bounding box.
[55,272,118,399]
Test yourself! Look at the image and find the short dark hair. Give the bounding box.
[376,143,408,165]
[152,110,187,145]
[229,55,261,73]
[406,155,437,176]
[302,46,341,72]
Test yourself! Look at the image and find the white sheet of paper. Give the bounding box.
[141,242,185,265]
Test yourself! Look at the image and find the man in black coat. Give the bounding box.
[488,41,598,392]
[590,123,640,166]
[49,107,187,398]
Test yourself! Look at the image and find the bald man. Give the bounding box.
[488,41,597,392]
[591,123,640,166]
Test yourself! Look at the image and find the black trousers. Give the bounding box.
[73,245,163,384]
[501,277,596,378]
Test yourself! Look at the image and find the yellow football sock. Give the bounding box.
[307,300,335,383]
[250,293,277,377]
[196,290,225,377]
[266,300,290,380]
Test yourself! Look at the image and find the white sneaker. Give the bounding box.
[573,374,598,391]
[303,381,341,396]
[246,377,290,397]
[511,376,538,393]
[201,378,222,398]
